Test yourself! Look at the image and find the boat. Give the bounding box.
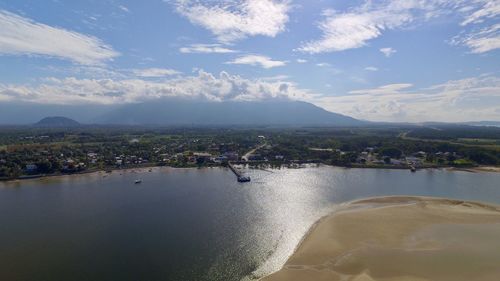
[410,166,416,172]
[237,176,251,182]
[134,179,142,184]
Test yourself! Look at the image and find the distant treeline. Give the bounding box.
[407,126,500,140]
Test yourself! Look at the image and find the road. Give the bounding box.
[242,142,267,161]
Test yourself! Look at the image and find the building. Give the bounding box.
[193,152,212,163]
[223,152,239,161]
[25,164,38,173]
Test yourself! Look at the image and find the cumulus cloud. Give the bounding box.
[226,55,286,68]
[315,75,500,122]
[364,66,378,71]
[1,71,499,122]
[296,59,307,63]
[380,47,397,57]
[179,43,237,53]
[174,0,290,43]
[0,10,119,65]
[0,70,313,105]
[133,68,181,77]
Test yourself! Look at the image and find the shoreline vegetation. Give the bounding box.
[1,163,499,183]
[261,196,500,281]
[1,126,499,181]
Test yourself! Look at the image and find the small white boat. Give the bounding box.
[134,179,142,184]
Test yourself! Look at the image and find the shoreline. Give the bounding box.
[261,196,500,281]
[0,165,167,184]
[1,163,499,183]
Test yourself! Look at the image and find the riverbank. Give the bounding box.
[2,162,499,183]
[262,196,500,281]
[0,165,166,184]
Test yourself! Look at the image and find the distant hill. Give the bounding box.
[94,100,365,126]
[462,121,500,127]
[34,116,81,127]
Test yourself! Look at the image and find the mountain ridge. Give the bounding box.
[94,100,365,126]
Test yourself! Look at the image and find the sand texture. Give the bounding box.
[262,196,500,281]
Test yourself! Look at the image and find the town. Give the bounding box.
[0,125,499,180]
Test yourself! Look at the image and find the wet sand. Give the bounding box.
[262,196,500,281]
[447,166,500,173]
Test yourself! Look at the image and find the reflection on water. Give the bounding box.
[0,166,499,281]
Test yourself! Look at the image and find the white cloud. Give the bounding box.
[296,59,307,63]
[2,71,499,122]
[174,0,290,43]
[299,0,500,54]
[179,43,237,53]
[453,1,500,53]
[118,5,130,13]
[316,62,331,67]
[364,66,378,71]
[461,0,500,26]
[349,83,413,95]
[226,54,286,68]
[0,70,313,105]
[314,75,500,122]
[380,47,397,57]
[298,2,416,53]
[0,10,119,65]
[315,62,343,74]
[133,68,181,77]
[451,23,500,53]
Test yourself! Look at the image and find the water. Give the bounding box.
[0,166,499,281]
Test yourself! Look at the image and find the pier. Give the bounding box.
[228,162,250,182]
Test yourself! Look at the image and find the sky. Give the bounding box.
[0,0,499,122]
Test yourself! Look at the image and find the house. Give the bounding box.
[406,156,423,165]
[390,159,404,165]
[213,156,228,163]
[414,151,427,158]
[223,152,239,161]
[194,152,212,164]
[62,159,77,172]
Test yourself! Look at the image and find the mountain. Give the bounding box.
[34,116,81,127]
[94,100,364,126]
[0,102,115,124]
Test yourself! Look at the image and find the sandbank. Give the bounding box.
[262,196,500,281]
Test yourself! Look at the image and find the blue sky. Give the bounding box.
[0,0,499,122]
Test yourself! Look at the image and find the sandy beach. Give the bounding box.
[262,196,500,281]
[0,166,162,185]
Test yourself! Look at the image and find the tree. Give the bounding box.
[384,156,391,164]
[380,147,402,159]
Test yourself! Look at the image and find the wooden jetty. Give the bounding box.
[228,162,251,182]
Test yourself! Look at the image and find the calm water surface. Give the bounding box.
[1,166,499,281]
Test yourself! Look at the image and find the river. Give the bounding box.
[1,166,499,281]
